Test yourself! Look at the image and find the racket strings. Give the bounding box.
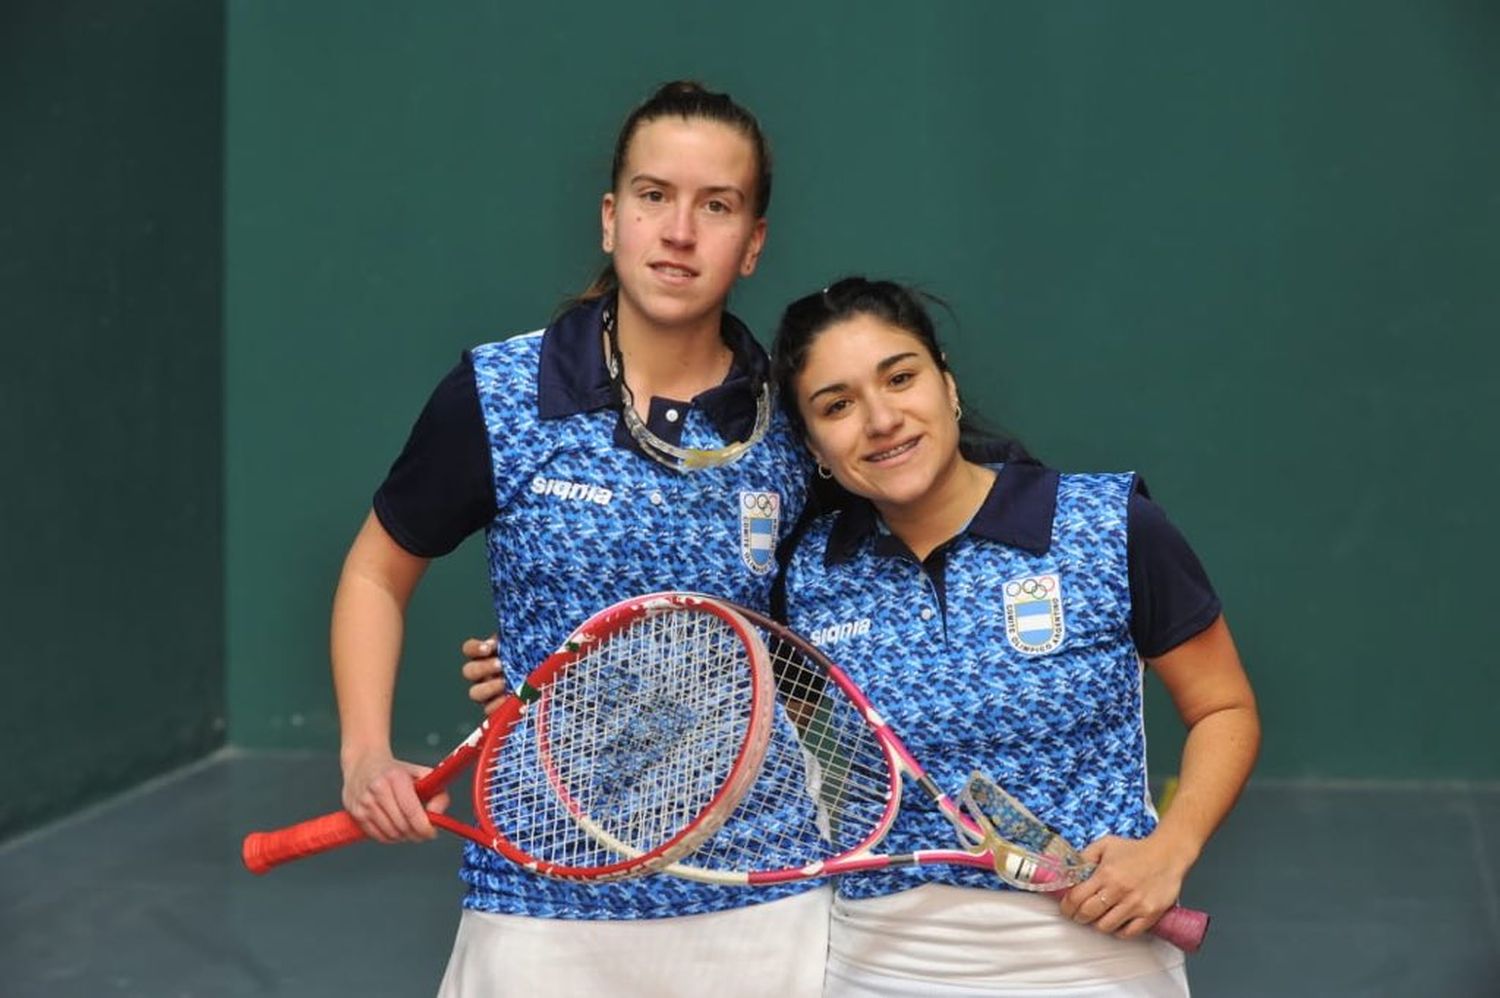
[672,636,895,876]
[481,608,760,875]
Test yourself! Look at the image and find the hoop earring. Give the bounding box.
[816,464,833,480]
[954,404,963,421]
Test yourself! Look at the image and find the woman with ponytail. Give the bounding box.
[336,82,830,996]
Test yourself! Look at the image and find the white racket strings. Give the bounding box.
[482,609,761,873]
[680,634,894,875]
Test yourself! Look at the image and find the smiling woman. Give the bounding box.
[770,277,1260,997]
[794,312,983,559]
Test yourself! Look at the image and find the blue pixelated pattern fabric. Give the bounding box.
[782,471,1156,900]
[463,331,814,919]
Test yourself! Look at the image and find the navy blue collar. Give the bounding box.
[535,295,769,442]
[824,462,1060,565]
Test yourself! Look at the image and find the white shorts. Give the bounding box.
[825,885,1188,997]
[436,887,832,998]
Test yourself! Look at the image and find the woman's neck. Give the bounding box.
[611,298,733,415]
[876,459,997,562]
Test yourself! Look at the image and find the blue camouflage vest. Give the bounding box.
[461,324,816,918]
[782,470,1157,900]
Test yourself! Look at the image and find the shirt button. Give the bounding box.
[665,408,680,423]
[920,607,934,621]
[650,490,664,505]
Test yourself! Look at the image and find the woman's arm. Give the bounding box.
[1060,614,1260,938]
[331,510,448,843]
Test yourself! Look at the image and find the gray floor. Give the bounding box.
[2,752,1497,997]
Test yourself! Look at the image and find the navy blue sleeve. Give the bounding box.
[371,352,496,557]
[1127,490,1222,658]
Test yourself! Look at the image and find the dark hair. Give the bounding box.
[575,80,773,304]
[771,277,1035,500]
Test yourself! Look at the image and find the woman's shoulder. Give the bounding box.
[468,328,547,397]
[470,327,546,364]
[1054,467,1138,490]
[1050,468,1143,515]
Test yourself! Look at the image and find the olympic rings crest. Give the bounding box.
[1005,577,1056,600]
[739,490,781,576]
[742,492,778,513]
[1001,571,1065,654]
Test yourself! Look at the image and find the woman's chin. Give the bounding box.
[851,475,939,514]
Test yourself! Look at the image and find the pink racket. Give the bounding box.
[642,599,1209,953]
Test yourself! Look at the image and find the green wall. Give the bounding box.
[0,2,225,837]
[225,2,1500,778]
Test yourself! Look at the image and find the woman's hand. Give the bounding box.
[1062,615,1259,940]
[461,634,509,712]
[1057,830,1194,939]
[340,749,450,844]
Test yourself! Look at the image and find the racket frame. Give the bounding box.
[651,599,1209,953]
[474,593,775,881]
[242,593,773,878]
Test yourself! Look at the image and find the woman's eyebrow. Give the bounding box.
[629,175,746,201]
[875,351,919,372]
[807,352,920,402]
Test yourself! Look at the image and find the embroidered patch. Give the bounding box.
[739,491,781,575]
[1002,572,1065,654]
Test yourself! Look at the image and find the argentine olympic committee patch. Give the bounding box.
[1002,572,1065,654]
[739,491,781,575]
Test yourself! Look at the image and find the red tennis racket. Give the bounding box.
[641,599,1209,953]
[242,593,775,880]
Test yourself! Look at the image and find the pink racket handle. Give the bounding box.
[1025,858,1209,952]
[1042,886,1207,953]
[1151,904,1209,953]
[242,811,367,874]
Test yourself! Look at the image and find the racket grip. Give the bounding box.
[1041,885,1208,953]
[242,811,365,874]
[1152,904,1209,953]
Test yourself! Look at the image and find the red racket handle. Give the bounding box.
[242,811,366,874]
[242,726,484,875]
[240,773,460,874]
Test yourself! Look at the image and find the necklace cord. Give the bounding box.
[602,303,772,472]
